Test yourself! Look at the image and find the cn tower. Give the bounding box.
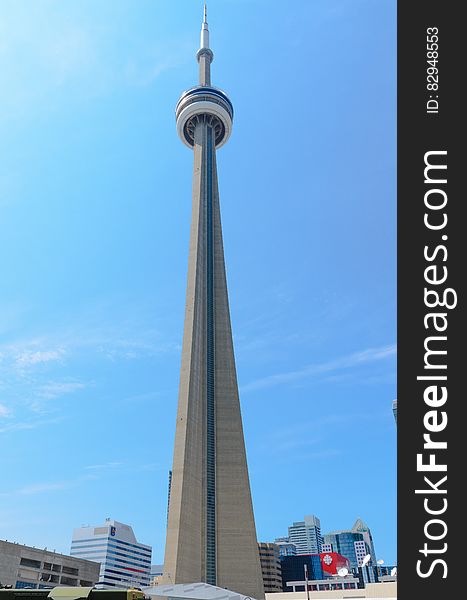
[162,5,264,599]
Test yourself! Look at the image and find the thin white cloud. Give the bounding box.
[84,461,125,472]
[0,302,177,429]
[16,349,65,368]
[0,403,11,418]
[38,381,87,400]
[0,4,191,125]
[0,416,65,434]
[18,482,76,496]
[241,343,396,392]
[0,474,97,498]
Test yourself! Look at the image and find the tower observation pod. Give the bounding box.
[163,5,265,600]
[175,4,233,149]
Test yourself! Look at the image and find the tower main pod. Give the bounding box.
[162,7,265,599]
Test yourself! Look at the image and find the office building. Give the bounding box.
[161,6,263,599]
[357,565,378,587]
[322,532,368,571]
[276,543,297,558]
[70,519,151,589]
[0,539,99,589]
[274,537,289,545]
[351,519,377,565]
[323,523,377,572]
[280,555,323,592]
[280,515,323,555]
[279,552,351,593]
[258,543,282,593]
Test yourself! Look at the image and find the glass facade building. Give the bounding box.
[323,519,377,571]
[280,555,323,591]
[322,532,369,571]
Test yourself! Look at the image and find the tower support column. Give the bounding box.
[163,7,265,598]
[198,49,213,86]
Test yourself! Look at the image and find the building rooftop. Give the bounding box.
[0,540,98,564]
[145,582,257,600]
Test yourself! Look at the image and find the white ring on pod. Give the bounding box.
[176,101,233,149]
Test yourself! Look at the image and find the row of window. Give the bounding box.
[19,558,80,575]
[105,568,143,578]
[100,575,149,586]
[71,541,151,560]
[103,563,144,575]
[104,552,150,568]
[15,582,37,589]
[38,574,59,583]
[71,545,150,564]
[72,537,150,554]
[103,560,149,576]
[15,578,92,589]
[71,551,150,570]
[19,559,41,569]
[79,556,149,577]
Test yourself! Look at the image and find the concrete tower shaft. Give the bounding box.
[163,5,264,599]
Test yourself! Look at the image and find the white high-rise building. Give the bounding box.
[287,515,323,555]
[70,519,151,589]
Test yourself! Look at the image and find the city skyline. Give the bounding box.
[0,0,396,566]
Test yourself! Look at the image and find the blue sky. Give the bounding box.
[0,0,396,566]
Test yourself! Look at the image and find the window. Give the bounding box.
[19,558,41,569]
[43,563,52,571]
[17,570,39,581]
[80,580,93,587]
[40,574,59,583]
[60,576,78,586]
[15,582,37,589]
[62,566,79,576]
[52,565,61,573]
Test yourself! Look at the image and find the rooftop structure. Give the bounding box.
[0,540,99,590]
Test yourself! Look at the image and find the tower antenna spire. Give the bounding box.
[200,1,210,50]
[197,1,213,85]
